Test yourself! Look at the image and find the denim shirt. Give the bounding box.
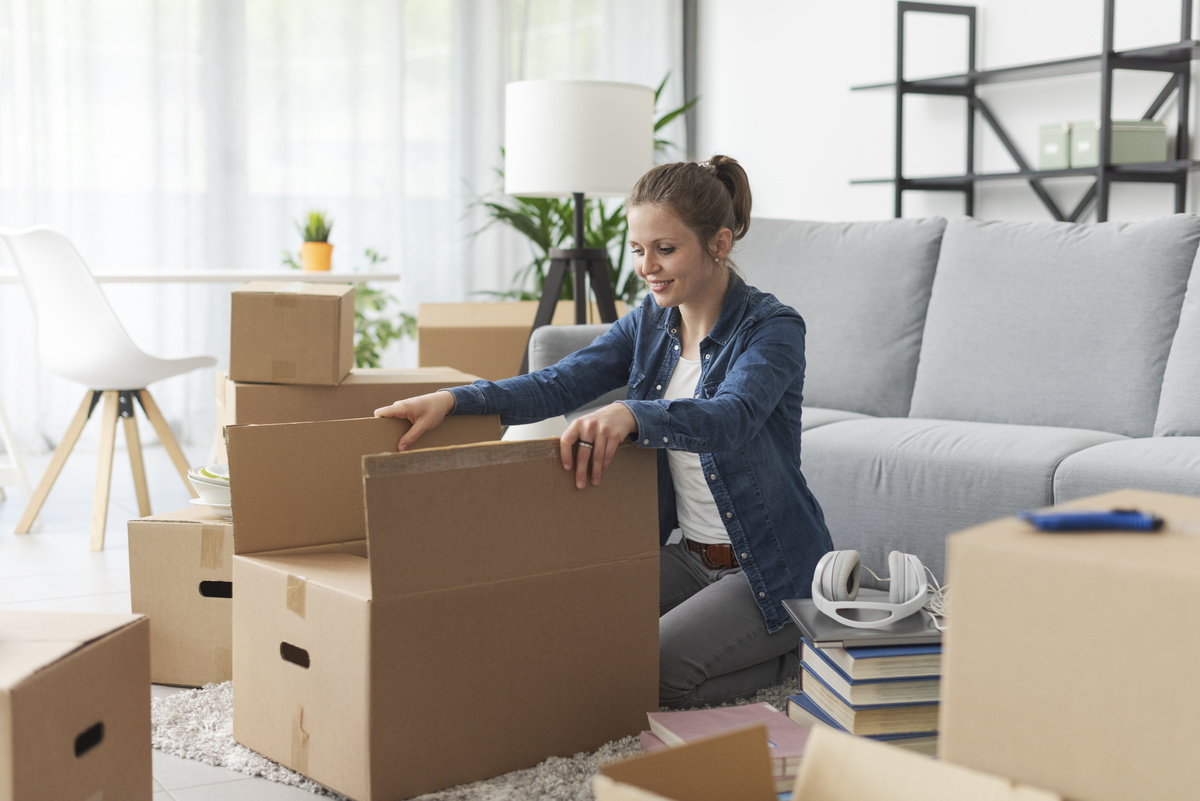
[447,274,833,633]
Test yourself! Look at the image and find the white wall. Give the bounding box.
[696,0,1200,222]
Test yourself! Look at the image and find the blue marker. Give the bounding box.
[1019,508,1164,532]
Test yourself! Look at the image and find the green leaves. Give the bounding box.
[297,209,333,242]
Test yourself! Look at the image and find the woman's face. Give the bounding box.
[628,204,730,310]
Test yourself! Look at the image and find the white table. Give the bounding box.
[0,271,399,285]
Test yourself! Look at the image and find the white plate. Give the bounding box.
[190,497,233,520]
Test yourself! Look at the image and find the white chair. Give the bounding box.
[0,226,216,550]
[0,394,32,503]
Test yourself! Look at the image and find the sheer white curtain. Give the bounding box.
[0,0,683,455]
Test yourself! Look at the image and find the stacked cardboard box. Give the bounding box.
[0,612,151,800]
[225,420,660,800]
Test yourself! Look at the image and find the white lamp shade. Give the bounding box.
[505,80,655,198]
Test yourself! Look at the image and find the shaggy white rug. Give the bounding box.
[151,681,796,800]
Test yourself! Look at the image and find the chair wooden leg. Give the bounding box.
[123,411,151,519]
[90,391,120,551]
[15,391,97,534]
[136,390,197,498]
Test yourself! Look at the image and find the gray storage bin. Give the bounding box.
[1071,119,1167,168]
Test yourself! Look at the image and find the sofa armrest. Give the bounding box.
[527,323,626,419]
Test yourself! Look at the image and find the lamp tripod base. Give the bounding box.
[519,247,620,375]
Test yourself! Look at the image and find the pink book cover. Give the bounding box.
[646,702,810,760]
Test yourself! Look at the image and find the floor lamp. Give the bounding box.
[504,80,654,373]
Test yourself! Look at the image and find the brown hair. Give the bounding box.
[627,155,753,263]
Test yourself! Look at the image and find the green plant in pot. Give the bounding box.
[475,75,697,305]
[298,210,334,272]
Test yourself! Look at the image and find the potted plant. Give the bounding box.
[298,209,334,271]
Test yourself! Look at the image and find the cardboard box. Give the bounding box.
[595,726,1060,801]
[0,612,151,800]
[940,489,1200,801]
[128,506,234,687]
[418,300,626,382]
[225,421,659,801]
[230,281,355,386]
[213,366,489,464]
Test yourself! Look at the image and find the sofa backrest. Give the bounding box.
[909,215,1200,437]
[736,217,945,417]
[1155,248,1200,436]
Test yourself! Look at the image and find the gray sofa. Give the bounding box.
[525,214,1200,585]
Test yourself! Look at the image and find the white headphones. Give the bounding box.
[811,549,929,629]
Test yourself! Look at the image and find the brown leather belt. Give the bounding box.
[685,538,740,570]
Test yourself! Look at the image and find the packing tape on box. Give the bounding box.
[278,282,308,294]
[272,360,297,381]
[213,646,233,682]
[199,525,225,569]
[292,705,310,774]
[287,575,307,618]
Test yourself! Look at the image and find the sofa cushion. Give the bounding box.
[1155,250,1200,435]
[802,407,869,431]
[1054,437,1200,502]
[800,417,1125,583]
[909,215,1200,437]
[736,217,945,418]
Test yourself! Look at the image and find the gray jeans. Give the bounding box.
[659,540,801,708]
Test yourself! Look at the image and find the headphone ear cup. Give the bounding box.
[888,551,925,604]
[823,550,861,602]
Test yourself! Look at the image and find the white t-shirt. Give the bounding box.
[663,357,730,545]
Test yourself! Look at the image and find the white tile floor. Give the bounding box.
[1,442,322,800]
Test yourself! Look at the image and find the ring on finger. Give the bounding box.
[578,440,594,449]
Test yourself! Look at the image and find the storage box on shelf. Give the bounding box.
[225,418,658,801]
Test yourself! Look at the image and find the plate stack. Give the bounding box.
[188,463,231,519]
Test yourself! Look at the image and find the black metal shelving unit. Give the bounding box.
[857,0,1199,221]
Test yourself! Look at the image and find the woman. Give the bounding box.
[376,155,832,708]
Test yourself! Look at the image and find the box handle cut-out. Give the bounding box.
[198,580,233,598]
[280,642,310,669]
[74,722,104,757]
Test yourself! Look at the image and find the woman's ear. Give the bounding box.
[709,227,733,262]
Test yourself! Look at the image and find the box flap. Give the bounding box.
[596,726,777,801]
[342,367,477,385]
[226,416,498,555]
[236,280,353,298]
[791,726,1061,801]
[417,300,625,328]
[0,612,143,691]
[361,439,658,599]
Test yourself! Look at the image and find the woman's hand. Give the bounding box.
[560,402,638,489]
[374,390,456,451]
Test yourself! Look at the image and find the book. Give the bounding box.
[645,702,810,790]
[799,666,940,736]
[782,595,941,648]
[815,640,942,681]
[801,641,940,705]
[787,694,938,757]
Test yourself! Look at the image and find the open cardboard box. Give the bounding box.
[225,417,659,801]
[417,300,626,382]
[941,489,1200,801]
[229,281,355,386]
[128,506,234,687]
[0,612,151,800]
[595,725,1061,801]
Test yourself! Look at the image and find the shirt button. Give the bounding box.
[674,345,679,351]
[705,354,711,360]
[709,474,716,480]
[670,328,676,334]
[693,393,699,398]
[741,552,748,559]
[662,437,668,443]
[643,438,649,445]
[656,385,662,390]
[725,512,732,519]
[758,592,765,598]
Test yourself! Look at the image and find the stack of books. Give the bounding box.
[640,702,810,792]
[788,638,942,755]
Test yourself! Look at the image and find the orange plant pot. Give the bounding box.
[301,241,333,272]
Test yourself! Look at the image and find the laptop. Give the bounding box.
[782,589,942,649]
